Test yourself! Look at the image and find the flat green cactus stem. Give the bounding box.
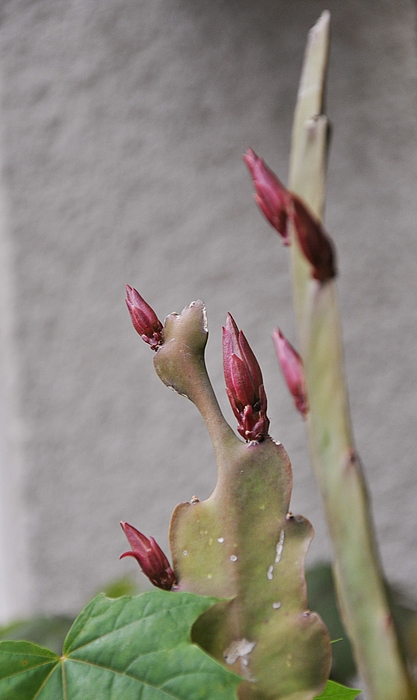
[287,12,414,700]
[153,301,331,700]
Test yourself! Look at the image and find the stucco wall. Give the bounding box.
[0,0,415,623]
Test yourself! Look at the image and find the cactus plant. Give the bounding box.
[0,11,414,700]
[121,293,331,700]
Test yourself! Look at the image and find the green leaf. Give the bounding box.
[315,679,361,699]
[0,590,241,700]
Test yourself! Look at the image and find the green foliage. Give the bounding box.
[99,574,141,598]
[0,588,360,700]
[306,565,355,684]
[314,681,361,699]
[307,564,417,685]
[0,590,241,700]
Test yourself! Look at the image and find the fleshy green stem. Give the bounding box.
[153,299,331,698]
[288,12,414,699]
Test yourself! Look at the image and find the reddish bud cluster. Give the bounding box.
[244,148,336,283]
[272,328,308,417]
[222,314,269,442]
[120,521,176,590]
[125,285,164,350]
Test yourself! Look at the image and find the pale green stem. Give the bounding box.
[287,12,413,699]
[153,301,235,460]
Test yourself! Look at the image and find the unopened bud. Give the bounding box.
[120,521,176,590]
[243,148,291,244]
[125,285,164,350]
[223,313,269,442]
[290,196,336,283]
[272,328,308,417]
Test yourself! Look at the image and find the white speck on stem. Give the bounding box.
[275,530,285,563]
[224,639,256,665]
[272,602,281,609]
[267,565,274,580]
[230,554,238,562]
[201,303,208,332]
[217,537,224,543]
[183,550,188,556]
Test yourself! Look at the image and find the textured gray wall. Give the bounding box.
[0,0,415,622]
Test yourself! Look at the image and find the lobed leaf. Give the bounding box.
[0,590,240,700]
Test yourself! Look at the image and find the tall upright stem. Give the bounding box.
[288,12,413,699]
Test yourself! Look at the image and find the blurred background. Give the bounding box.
[0,0,415,643]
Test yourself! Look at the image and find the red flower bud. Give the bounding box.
[272,328,308,417]
[243,148,291,244]
[125,285,164,350]
[290,196,336,283]
[223,313,269,442]
[120,521,176,590]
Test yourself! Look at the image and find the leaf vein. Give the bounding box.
[32,664,61,700]
[0,660,58,682]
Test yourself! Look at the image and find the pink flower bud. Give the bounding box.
[290,196,336,283]
[125,285,164,350]
[120,521,176,590]
[272,328,308,417]
[223,313,269,442]
[243,148,291,244]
